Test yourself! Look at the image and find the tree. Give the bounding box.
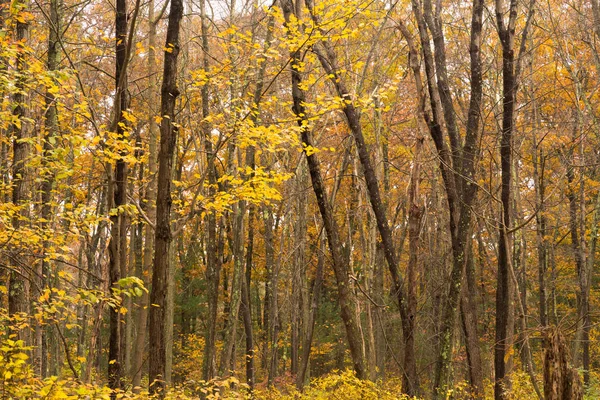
[282,0,367,380]
[408,0,485,395]
[148,0,183,394]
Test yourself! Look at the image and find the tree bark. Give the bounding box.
[407,0,484,395]
[494,1,520,397]
[200,0,222,385]
[8,0,30,337]
[460,244,484,397]
[297,237,325,390]
[218,197,244,377]
[131,0,162,390]
[241,205,255,390]
[566,147,589,385]
[107,0,131,392]
[38,0,60,377]
[281,0,367,380]
[148,0,183,394]
[305,0,417,391]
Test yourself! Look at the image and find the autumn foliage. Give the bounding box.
[1,0,600,398]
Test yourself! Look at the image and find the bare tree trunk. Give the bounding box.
[494,1,536,397]
[219,198,244,377]
[405,134,423,393]
[8,0,30,340]
[148,0,183,394]
[131,0,162,390]
[240,15,274,387]
[566,145,589,384]
[107,0,131,392]
[38,0,60,377]
[533,133,548,328]
[291,163,306,377]
[460,245,484,397]
[264,205,279,385]
[199,0,221,385]
[297,237,325,391]
[494,1,518,394]
[241,204,255,390]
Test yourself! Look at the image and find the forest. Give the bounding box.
[1,0,600,398]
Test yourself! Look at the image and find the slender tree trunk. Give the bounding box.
[405,134,423,393]
[297,237,325,390]
[107,0,130,392]
[264,205,279,385]
[148,0,183,394]
[460,245,484,397]
[8,0,30,338]
[131,0,161,390]
[219,197,244,377]
[566,147,589,385]
[533,135,548,327]
[281,0,367,380]
[239,15,274,387]
[405,0,485,393]
[495,61,515,400]
[306,0,417,390]
[241,204,255,390]
[291,170,305,377]
[200,0,221,384]
[495,2,522,397]
[38,0,60,377]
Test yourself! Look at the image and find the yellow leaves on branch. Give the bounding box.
[203,167,292,214]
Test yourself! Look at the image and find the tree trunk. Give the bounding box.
[533,136,548,327]
[241,204,255,390]
[148,0,183,394]
[200,0,221,384]
[38,0,60,377]
[306,0,417,390]
[130,0,161,390]
[566,146,589,385]
[281,0,367,380]
[460,245,484,397]
[495,0,518,391]
[297,237,325,390]
[218,198,244,377]
[494,1,537,396]
[8,0,30,339]
[264,205,279,385]
[405,0,484,392]
[107,0,130,392]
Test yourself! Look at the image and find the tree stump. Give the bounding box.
[543,328,582,400]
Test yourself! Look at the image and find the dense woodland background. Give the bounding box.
[1,0,600,398]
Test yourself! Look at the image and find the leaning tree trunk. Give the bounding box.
[305,0,417,391]
[281,0,367,380]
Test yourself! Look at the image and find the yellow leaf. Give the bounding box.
[504,346,514,363]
